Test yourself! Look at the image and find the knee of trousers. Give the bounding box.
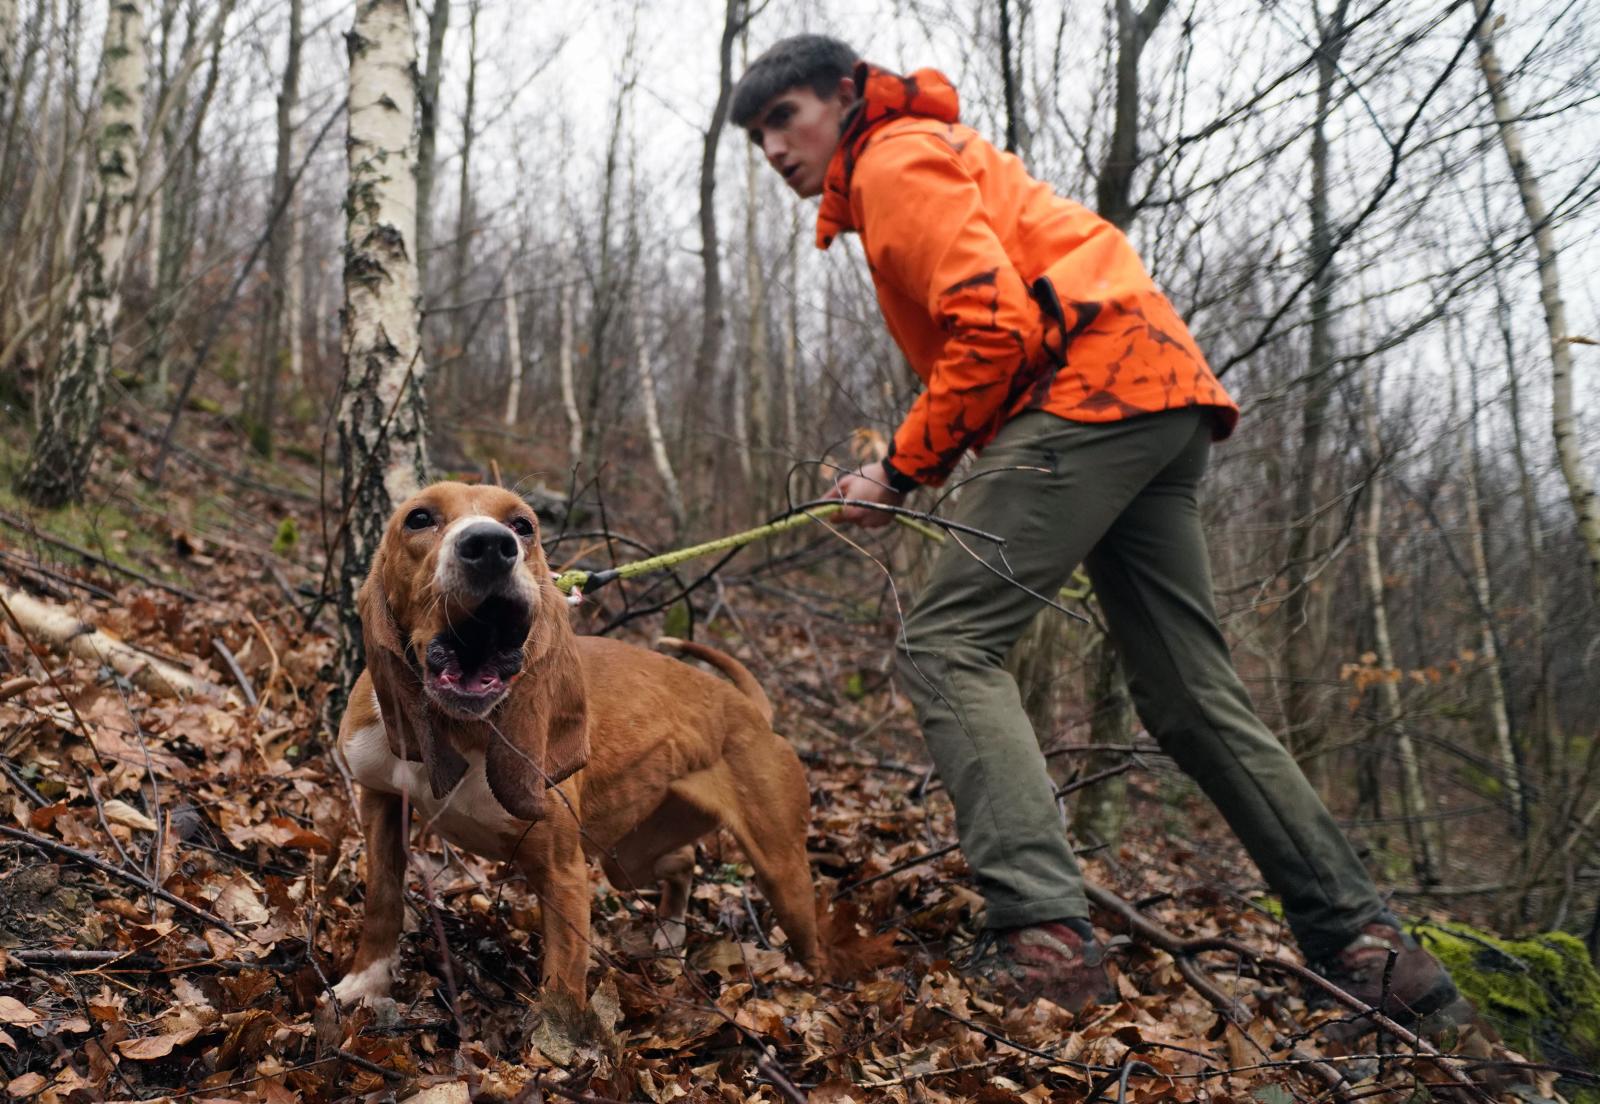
[894,633,1005,708]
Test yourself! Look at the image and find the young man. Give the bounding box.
[731,35,1459,1020]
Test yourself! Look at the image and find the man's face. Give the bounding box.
[743,78,854,199]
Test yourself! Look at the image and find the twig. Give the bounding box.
[0,507,210,602]
[835,762,1141,898]
[1085,882,1491,1101]
[0,756,48,805]
[333,1047,405,1083]
[211,637,258,708]
[754,1051,808,1104]
[0,548,117,600]
[0,823,242,936]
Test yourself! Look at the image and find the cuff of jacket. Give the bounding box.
[879,456,921,495]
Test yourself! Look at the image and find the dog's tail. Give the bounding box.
[656,637,773,724]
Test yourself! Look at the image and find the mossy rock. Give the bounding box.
[1415,921,1600,1099]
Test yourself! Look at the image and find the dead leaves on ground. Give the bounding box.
[0,470,1552,1103]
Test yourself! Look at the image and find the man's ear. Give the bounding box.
[484,580,589,821]
[358,558,469,799]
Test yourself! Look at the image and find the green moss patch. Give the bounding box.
[1415,921,1600,1098]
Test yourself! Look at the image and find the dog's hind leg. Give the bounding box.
[333,787,407,1006]
[676,750,822,973]
[651,844,696,951]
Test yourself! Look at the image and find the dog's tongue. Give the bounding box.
[461,669,503,695]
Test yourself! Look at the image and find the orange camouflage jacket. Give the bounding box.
[817,64,1238,489]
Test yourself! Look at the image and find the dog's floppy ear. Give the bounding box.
[484,580,589,821]
[358,558,469,800]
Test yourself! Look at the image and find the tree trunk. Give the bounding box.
[441,0,477,406]
[414,0,448,290]
[1094,0,1170,229]
[782,211,800,453]
[557,234,581,466]
[1283,0,1349,758]
[687,0,747,474]
[1459,352,1526,836]
[996,0,1030,159]
[501,263,522,426]
[630,161,688,540]
[1494,280,1553,777]
[741,120,769,488]
[1471,0,1600,606]
[337,0,431,694]
[14,0,145,508]
[1360,362,1440,886]
[1015,0,1174,830]
[248,0,302,456]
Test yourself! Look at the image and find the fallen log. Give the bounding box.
[0,585,222,700]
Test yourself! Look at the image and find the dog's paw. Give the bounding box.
[651,918,688,953]
[331,954,396,1007]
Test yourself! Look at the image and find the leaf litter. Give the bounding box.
[0,432,1564,1104]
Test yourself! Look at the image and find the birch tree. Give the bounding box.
[629,155,686,534]
[14,0,145,508]
[1471,0,1600,605]
[1359,359,1440,886]
[501,261,523,426]
[337,0,431,687]
[247,0,303,455]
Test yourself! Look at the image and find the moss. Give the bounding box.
[271,517,299,558]
[1415,921,1600,1100]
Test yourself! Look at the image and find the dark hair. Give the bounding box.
[730,34,860,127]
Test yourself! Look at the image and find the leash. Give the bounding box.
[552,502,856,596]
[550,500,1092,614]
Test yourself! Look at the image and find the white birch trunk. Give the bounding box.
[1458,358,1524,833]
[1473,0,1600,603]
[501,265,522,426]
[557,234,582,465]
[633,270,686,533]
[1361,362,1439,886]
[14,0,145,508]
[337,0,430,690]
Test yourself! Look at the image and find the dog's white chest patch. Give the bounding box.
[344,719,525,862]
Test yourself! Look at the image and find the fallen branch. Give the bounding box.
[1084,883,1491,1102]
[0,823,242,936]
[0,585,222,700]
[212,637,257,707]
[0,507,210,602]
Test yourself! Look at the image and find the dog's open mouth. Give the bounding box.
[423,594,532,715]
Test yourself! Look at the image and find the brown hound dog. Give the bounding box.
[332,482,821,1006]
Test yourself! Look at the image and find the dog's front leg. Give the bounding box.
[526,829,592,1004]
[333,786,407,1006]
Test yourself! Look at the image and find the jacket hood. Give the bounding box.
[817,63,961,248]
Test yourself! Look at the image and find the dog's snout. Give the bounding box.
[457,521,519,574]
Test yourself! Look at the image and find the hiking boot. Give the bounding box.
[1315,920,1459,1023]
[963,919,1118,1013]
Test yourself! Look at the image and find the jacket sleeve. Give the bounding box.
[854,134,1045,487]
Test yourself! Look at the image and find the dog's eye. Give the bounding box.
[403,508,434,531]
[508,516,535,539]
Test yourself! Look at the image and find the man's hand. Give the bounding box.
[828,460,905,528]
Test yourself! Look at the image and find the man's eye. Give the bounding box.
[404,508,434,531]
[508,516,535,538]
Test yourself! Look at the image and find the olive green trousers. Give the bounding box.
[894,408,1384,959]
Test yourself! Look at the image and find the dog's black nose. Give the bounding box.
[457,521,519,575]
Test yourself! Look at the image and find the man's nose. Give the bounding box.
[762,134,786,166]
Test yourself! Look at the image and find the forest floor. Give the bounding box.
[0,407,1582,1103]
